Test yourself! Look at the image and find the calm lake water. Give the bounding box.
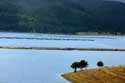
[0,32,125,83]
[0,32,125,49]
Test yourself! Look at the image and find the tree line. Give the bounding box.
[71,60,104,72]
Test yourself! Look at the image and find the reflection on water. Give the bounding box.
[0,49,124,83]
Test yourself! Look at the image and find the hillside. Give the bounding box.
[62,66,125,83]
[0,0,125,34]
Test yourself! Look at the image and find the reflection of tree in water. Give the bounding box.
[0,1,19,31]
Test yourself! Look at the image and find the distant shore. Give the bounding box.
[0,31,125,36]
[76,32,125,35]
[0,46,125,51]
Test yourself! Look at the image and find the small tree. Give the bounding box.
[84,61,88,70]
[79,60,88,70]
[97,61,104,67]
[71,62,80,72]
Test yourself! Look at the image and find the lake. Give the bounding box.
[0,32,125,83]
[0,32,125,49]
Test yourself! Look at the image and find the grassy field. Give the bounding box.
[62,66,125,83]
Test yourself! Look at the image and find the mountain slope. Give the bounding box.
[93,1,125,33]
[0,1,19,31]
[0,0,125,34]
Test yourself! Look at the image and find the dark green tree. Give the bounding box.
[79,60,88,70]
[84,61,88,70]
[97,61,104,67]
[71,62,80,72]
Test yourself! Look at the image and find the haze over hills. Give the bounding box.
[0,0,125,34]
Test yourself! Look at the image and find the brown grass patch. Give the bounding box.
[62,66,125,83]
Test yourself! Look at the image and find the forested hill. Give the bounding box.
[0,0,125,34]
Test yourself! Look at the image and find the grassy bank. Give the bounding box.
[62,66,125,83]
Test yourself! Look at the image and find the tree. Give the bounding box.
[97,61,104,67]
[79,60,88,70]
[71,62,80,72]
[84,61,88,70]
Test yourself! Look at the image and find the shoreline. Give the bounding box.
[0,31,125,36]
[0,46,125,51]
[62,66,125,83]
[76,32,125,36]
[0,37,94,41]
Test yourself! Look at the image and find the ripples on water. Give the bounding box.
[0,32,124,83]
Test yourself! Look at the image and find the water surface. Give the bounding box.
[0,32,125,83]
[0,32,125,49]
[0,49,125,83]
